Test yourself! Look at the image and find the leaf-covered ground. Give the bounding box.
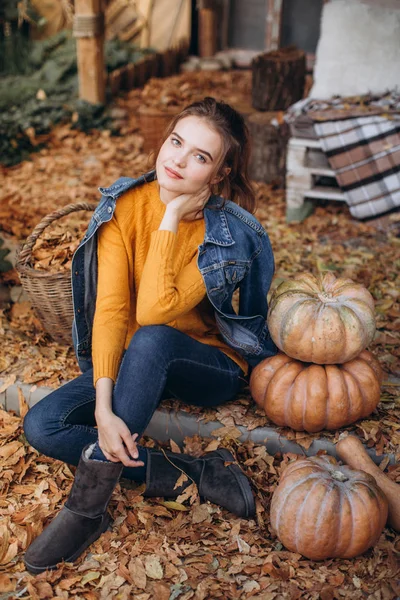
[1,398,399,599]
[1,122,399,457]
[1,70,400,597]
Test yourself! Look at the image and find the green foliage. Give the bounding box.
[1,30,151,167]
[0,23,32,75]
[0,0,42,75]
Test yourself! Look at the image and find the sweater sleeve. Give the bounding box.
[136,229,206,326]
[92,215,131,384]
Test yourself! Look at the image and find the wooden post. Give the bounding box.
[74,0,105,104]
[198,7,217,57]
[139,0,154,47]
[220,0,230,50]
[265,0,283,52]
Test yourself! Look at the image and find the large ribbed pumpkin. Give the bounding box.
[250,350,383,432]
[267,272,376,364]
[270,455,388,560]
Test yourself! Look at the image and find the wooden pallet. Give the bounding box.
[286,136,346,222]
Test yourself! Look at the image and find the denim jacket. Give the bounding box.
[71,170,277,373]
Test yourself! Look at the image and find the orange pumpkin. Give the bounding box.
[267,272,376,364]
[250,350,382,432]
[270,455,388,560]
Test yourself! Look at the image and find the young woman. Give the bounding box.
[23,97,277,574]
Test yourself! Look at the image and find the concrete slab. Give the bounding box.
[1,378,396,466]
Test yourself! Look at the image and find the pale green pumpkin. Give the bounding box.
[267,272,376,364]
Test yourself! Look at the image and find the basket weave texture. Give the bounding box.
[138,105,179,153]
[16,202,97,345]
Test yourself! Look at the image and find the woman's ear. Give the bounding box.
[210,167,231,185]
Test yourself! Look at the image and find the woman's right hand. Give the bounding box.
[95,409,144,467]
[166,186,211,222]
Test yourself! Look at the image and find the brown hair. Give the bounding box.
[153,97,256,214]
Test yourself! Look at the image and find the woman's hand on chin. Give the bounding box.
[158,186,211,233]
[166,186,211,221]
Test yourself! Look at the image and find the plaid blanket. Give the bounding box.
[285,93,400,219]
[314,115,400,219]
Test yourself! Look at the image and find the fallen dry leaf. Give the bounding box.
[191,504,212,524]
[204,439,220,452]
[162,501,189,512]
[211,426,243,440]
[173,471,188,490]
[144,555,163,580]
[129,557,147,589]
[18,386,29,418]
[0,374,17,394]
[0,573,15,593]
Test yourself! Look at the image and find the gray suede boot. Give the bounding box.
[24,445,123,574]
[143,448,255,518]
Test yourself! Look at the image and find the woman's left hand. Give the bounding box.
[96,409,144,467]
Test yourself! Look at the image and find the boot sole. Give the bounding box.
[24,512,112,575]
[212,448,256,519]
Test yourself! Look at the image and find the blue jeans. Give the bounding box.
[24,326,245,482]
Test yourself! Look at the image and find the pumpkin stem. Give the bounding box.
[332,470,349,483]
[317,292,338,303]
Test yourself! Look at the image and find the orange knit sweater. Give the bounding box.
[92,180,248,384]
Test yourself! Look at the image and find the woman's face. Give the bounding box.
[156,116,224,196]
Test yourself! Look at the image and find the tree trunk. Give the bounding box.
[247,111,290,186]
[252,46,306,111]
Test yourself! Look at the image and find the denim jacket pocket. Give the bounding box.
[223,263,247,285]
[215,313,261,354]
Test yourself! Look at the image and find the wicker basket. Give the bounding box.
[138,105,179,153]
[16,202,97,345]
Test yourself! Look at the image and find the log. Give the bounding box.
[336,435,400,532]
[247,111,289,186]
[252,46,306,112]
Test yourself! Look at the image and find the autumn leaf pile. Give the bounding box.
[140,70,252,113]
[1,395,399,599]
[29,213,92,273]
[1,69,400,597]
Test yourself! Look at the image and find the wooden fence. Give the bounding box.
[107,38,189,96]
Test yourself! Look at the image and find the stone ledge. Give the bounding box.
[1,378,396,466]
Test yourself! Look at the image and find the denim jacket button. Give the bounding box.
[107,206,112,213]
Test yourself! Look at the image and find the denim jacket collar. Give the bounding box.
[98,170,157,198]
[203,198,235,246]
[98,169,235,247]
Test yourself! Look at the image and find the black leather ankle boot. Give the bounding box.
[143,448,255,518]
[24,445,123,574]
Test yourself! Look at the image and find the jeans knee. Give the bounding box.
[23,402,54,454]
[127,325,176,358]
[23,404,43,450]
